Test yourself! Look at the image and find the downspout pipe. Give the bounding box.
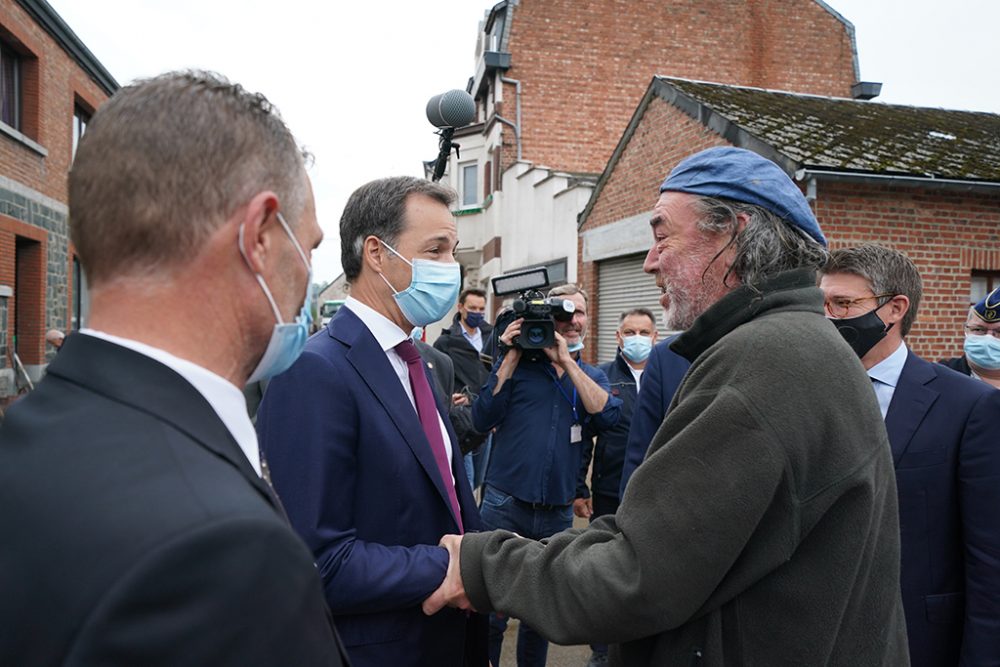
[498,75,522,162]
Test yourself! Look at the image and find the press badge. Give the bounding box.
[570,424,583,443]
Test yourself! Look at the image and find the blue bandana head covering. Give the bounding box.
[659,147,827,247]
[972,286,1000,323]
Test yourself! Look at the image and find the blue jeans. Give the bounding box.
[463,434,493,491]
[479,484,574,667]
[463,453,475,491]
[472,434,492,488]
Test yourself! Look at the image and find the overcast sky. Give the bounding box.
[48,0,1000,284]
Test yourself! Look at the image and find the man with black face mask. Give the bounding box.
[820,244,1000,667]
[435,288,494,487]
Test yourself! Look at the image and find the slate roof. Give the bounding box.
[657,76,1000,182]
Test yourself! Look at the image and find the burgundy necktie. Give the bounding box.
[394,339,463,533]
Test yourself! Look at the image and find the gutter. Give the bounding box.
[796,168,1000,194]
[16,0,119,96]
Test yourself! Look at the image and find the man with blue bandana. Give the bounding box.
[941,286,1000,389]
[425,147,909,666]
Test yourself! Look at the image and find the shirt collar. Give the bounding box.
[79,328,261,476]
[344,296,408,351]
[868,340,908,388]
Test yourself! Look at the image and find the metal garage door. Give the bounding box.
[596,253,671,364]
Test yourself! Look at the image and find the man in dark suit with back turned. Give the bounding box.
[821,244,1000,666]
[0,71,347,666]
[256,176,487,666]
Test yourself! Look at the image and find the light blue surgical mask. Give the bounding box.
[621,334,653,363]
[567,339,585,354]
[964,334,1000,371]
[410,326,424,342]
[240,212,313,383]
[378,240,461,327]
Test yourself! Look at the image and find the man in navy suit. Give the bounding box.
[617,334,690,497]
[257,176,487,666]
[0,72,346,666]
[821,244,1000,666]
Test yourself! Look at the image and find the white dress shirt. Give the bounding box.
[80,328,261,476]
[343,298,454,475]
[868,341,908,420]
[628,365,644,390]
[461,324,483,353]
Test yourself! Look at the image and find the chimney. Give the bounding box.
[851,82,883,101]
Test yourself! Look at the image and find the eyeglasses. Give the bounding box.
[965,325,1000,339]
[824,293,895,318]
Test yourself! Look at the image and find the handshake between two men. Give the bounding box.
[422,535,472,615]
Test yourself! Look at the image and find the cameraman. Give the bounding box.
[471,283,620,667]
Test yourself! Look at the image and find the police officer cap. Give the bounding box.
[659,146,827,247]
[972,286,1000,323]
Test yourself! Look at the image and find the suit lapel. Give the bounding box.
[884,352,939,465]
[47,334,281,516]
[334,309,462,530]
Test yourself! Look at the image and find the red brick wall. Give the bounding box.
[579,94,1000,363]
[0,0,110,380]
[504,0,856,175]
[1,215,46,365]
[0,0,109,202]
[818,182,1000,361]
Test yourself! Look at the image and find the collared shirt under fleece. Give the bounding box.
[472,354,621,507]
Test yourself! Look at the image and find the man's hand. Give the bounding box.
[543,331,575,368]
[573,497,593,519]
[498,317,523,348]
[452,393,470,407]
[493,318,523,395]
[422,534,475,615]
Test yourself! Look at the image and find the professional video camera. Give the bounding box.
[491,268,576,362]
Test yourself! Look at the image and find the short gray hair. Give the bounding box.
[692,196,829,290]
[548,283,588,304]
[70,70,307,286]
[340,177,455,281]
[821,244,923,336]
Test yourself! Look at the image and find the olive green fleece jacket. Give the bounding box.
[460,269,909,666]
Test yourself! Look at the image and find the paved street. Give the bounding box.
[498,619,590,667]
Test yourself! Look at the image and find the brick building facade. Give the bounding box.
[0,0,115,397]
[430,0,864,344]
[579,77,1000,362]
[495,0,858,175]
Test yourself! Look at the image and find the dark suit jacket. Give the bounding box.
[416,339,454,399]
[618,335,691,497]
[0,333,346,666]
[433,313,494,395]
[887,351,1000,666]
[256,306,487,667]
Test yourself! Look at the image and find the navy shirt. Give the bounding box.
[473,353,621,506]
[618,335,691,497]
